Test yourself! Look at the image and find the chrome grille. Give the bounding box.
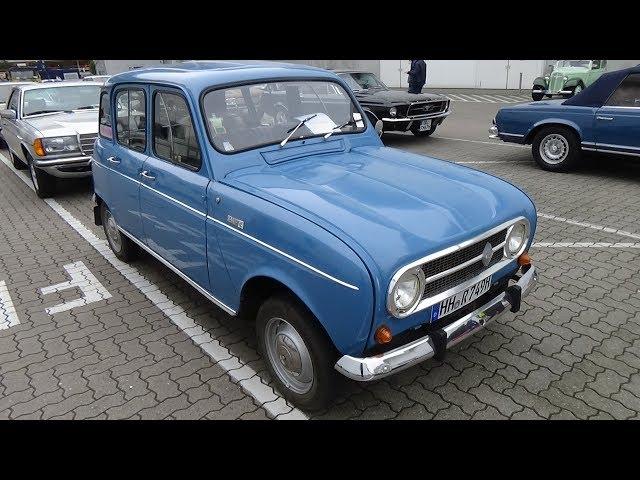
[407,101,447,117]
[79,133,98,156]
[421,228,507,300]
[548,73,564,94]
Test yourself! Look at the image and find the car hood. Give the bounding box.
[353,88,446,106]
[225,145,535,277]
[24,110,99,137]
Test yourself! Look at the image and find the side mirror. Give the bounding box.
[0,109,16,120]
[375,120,384,137]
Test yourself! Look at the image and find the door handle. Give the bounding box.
[140,170,156,180]
[596,116,614,121]
[107,156,120,164]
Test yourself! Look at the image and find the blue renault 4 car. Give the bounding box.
[92,61,538,410]
[490,64,640,171]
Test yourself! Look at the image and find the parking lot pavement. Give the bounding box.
[394,87,531,104]
[1,97,640,420]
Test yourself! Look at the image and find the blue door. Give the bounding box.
[106,86,149,239]
[138,87,211,290]
[595,72,640,156]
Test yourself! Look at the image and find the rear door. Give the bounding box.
[138,87,211,290]
[594,72,640,156]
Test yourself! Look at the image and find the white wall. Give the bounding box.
[96,60,169,75]
[380,60,545,89]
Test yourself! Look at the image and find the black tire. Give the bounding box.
[100,202,137,262]
[410,123,437,137]
[26,154,56,198]
[531,90,545,101]
[11,152,27,170]
[531,126,581,172]
[256,293,339,411]
[571,83,584,97]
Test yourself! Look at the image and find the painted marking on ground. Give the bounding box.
[40,261,112,315]
[455,160,534,165]
[0,280,20,331]
[538,212,640,241]
[532,242,640,248]
[440,93,529,104]
[434,136,529,149]
[0,152,307,420]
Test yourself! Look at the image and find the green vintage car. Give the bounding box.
[532,60,608,101]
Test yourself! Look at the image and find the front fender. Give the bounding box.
[563,77,583,88]
[209,182,375,356]
[532,76,548,88]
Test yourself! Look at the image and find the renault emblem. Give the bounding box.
[481,242,493,267]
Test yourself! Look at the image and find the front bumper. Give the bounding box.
[33,155,92,178]
[381,110,451,131]
[334,265,537,381]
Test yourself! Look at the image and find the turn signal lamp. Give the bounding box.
[518,252,532,266]
[33,138,46,156]
[375,325,393,344]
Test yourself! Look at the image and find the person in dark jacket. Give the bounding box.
[407,60,427,94]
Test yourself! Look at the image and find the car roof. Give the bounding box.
[17,81,103,91]
[106,61,337,91]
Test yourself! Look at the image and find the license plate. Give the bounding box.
[431,275,492,322]
[419,119,432,131]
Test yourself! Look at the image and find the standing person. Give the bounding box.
[407,60,427,94]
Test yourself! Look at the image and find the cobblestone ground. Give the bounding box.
[1,101,639,419]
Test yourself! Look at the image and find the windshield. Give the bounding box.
[556,60,591,69]
[202,80,366,153]
[22,85,101,116]
[340,72,387,91]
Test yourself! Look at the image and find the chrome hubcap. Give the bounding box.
[264,317,313,394]
[104,210,122,252]
[574,85,582,95]
[540,134,569,164]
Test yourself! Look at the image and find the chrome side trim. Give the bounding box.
[117,226,237,315]
[595,142,640,152]
[138,182,207,218]
[501,132,525,138]
[583,147,640,157]
[581,141,596,146]
[600,105,640,110]
[208,216,360,291]
[335,265,537,381]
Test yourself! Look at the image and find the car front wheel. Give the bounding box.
[256,293,339,411]
[27,155,55,198]
[572,83,583,96]
[531,89,545,101]
[532,126,581,171]
[11,152,27,170]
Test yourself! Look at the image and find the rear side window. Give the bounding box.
[606,74,640,108]
[99,91,112,139]
[115,88,146,152]
[153,91,201,170]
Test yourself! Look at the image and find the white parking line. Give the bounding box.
[532,242,640,248]
[0,280,20,331]
[434,136,529,148]
[437,93,529,104]
[538,212,640,241]
[0,152,307,420]
[447,94,469,102]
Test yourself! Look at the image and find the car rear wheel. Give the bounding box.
[27,155,55,198]
[532,126,581,171]
[101,203,137,262]
[256,293,339,411]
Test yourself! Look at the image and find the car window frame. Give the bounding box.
[199,77,369,156]
[8,89,20,116]
[114,87,147,152]
[98,89,113,140]
[151,88,203,172]
[603,73,640,109]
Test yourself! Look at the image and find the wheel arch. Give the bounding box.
[525,120,582,144]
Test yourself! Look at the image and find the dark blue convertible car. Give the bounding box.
[490,64,640,171]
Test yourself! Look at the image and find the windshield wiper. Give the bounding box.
[25,110,63,116]
[324,119,356,139]
[280,114,318,147]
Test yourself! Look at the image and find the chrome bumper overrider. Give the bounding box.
[489,125,499,138]
[335,265,537,381]
[381,110,451,123]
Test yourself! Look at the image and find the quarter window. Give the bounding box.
[606,74,640,108]
[99,91,112,139]
[153,91,201,170]
[115,89,146,152]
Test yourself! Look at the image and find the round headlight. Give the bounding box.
[504,220,529,258]
[389,107,397,117]
[388,267,425,317]
[563,76,568,81]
